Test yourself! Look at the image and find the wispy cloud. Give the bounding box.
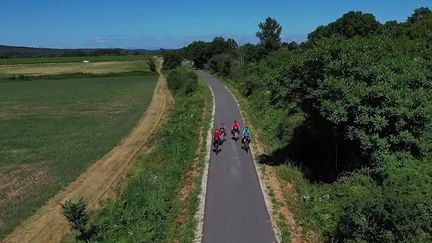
[84,34,259,49]
[105,35,129,38]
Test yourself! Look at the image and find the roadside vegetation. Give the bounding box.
[0,72,158,239]
[183,7,432,242]
[167,67,199,95]
[80,68,211,242]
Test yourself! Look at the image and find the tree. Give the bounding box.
[281,41,299,51]
[162,51,182,70]
[184,41,212,69]
[210,37,237,55]
[332,11,380,38]
[404,8,432,39]
[148,58,157,72]
[62,199,90,240]
[238,43,267,63]
[381,20,403,37]
[405,17,432,39]
[308,25,331,41]
[226,38,239,51]
[208,53,233,77]
[256,17,282,52]
[308,11,381,41]
[407,7,432,24]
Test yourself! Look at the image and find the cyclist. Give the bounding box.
[213,129,222,145]
[242,126,251,144]
[219,122,226,136]
[231,120,240,135]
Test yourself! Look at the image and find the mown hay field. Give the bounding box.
[0,60,149,78]
[0,55,149,65]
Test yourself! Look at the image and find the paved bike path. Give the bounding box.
[195,70,275,243]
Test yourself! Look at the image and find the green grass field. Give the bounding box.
[0,55,149,65]
[0,74,158,239]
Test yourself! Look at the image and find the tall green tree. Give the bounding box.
[256,17,282,52]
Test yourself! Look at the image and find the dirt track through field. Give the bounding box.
[3,60,172,243]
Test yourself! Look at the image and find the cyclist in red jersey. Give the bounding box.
[213,129,222,145]
[232,120,240,134]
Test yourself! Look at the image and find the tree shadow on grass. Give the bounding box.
[258,113,362,183]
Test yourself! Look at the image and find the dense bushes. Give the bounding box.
[280,157,432,242]
[337,158,432,242]
[208,54,235,77]
[268,37,432,164]
[167,67,198,95]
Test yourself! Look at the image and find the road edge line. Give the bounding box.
[193,74,215,243]
[221,83,282,243]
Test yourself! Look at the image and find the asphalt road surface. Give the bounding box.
[195,70,276,243]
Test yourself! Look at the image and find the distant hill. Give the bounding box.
[0,45,159,58]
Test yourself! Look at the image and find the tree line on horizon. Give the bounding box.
[0,45,157,59]
[162,7,432,242]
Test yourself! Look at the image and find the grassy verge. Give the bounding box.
[165,77,212,242]
[0,55,149,65]
[0,74,158,239]
[86,77,211,242]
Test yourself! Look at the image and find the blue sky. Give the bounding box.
[1,0,431,49]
